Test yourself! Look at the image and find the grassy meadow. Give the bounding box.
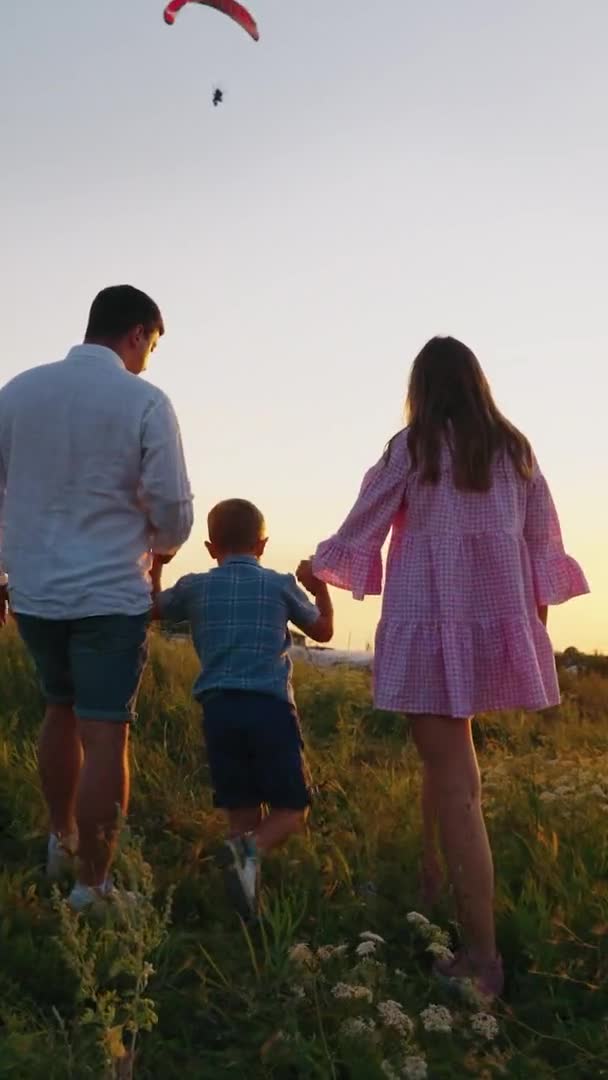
[1,624,607,1079]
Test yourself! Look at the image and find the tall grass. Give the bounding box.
[1,623,607,1078]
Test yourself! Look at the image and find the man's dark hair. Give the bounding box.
[85,285,164,343]
[208,499,266,553]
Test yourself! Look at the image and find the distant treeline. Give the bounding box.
[556,648,608,677]
[157,622,608,678]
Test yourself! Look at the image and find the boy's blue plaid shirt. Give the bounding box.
[157,556,320,704]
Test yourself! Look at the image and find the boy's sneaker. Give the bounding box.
[217,836,260,921]
[47,831,78,880]
[67,879,139,913]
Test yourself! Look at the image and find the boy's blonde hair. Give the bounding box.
[208,499,266,553]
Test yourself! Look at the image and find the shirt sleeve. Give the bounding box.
[523,459,589,606]
[311,432,409,600]
[139,393,194,557]
[284,574,320,633]
[156,574,197,624]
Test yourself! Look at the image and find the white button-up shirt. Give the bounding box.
[0,344,193,618]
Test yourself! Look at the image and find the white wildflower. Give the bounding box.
[360,931,386,944]
[406,911,430,927]
[356,940,378,957]
[590,784,605,798]
[457,977,487,1008]
[427,925,451,947]
[426,942,454,963]
[407,913,449,945]
[289,943,315,967]
[471,1012,499,1041]
[291,985,306,1000]
[381,1062,399,1080]
[395,969,407,979]
[332,982,373,1002]
[356,957,385,975]
[317,944,349,962]
[539,791,557,803]
[420,1004,453,1033]
[554,784,575,797]
[141,962,156,984]
[403,1056,428,1080]
[340,1017,376,1039]
[377,1000,414,1038]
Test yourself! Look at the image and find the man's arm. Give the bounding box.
[139,394,194,558]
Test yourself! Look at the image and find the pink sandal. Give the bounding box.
[434,949,504,1002]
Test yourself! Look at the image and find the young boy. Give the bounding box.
[153,499,333,918]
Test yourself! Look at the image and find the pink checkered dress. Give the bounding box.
[312,430,589,717]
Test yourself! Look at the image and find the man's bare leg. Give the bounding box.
[38,704,83,838]
[76,720,130,887]
[227,806,263,837]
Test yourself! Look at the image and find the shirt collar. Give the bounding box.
[221,555,261,567]
[64,344,125,370]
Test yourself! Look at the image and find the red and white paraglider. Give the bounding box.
[163,0,259,42]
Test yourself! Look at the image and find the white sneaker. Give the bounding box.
[67,879,139,913]
[217,836,260,920]
[47,832,78,880]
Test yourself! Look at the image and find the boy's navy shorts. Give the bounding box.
[201,690,311,811]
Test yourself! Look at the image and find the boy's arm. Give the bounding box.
[292,562,334,644]
[305,580,334,644]
[152,574,195,624]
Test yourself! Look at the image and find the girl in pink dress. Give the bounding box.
[298,336,588,999]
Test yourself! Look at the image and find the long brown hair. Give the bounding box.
[399,336,532,491]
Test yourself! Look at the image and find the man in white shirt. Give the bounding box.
[0,285,193,910]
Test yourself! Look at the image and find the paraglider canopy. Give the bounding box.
[163,0,259,42]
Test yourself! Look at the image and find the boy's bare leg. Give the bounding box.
[227,807,307,854]
[253,808,308,854]
[228,807,308,854]
[228,807,263,837]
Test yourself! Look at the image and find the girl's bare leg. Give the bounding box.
[412,716,496,965]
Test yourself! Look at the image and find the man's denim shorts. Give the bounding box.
[201,689,312,810]
[15,612,150,723]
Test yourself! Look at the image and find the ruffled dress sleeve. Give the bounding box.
[312,433,408,600]
[524,460,589,606]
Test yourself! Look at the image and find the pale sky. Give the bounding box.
[2,1,606,652]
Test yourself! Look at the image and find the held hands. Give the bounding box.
[296,557,325,597]
[150,553,174,598]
